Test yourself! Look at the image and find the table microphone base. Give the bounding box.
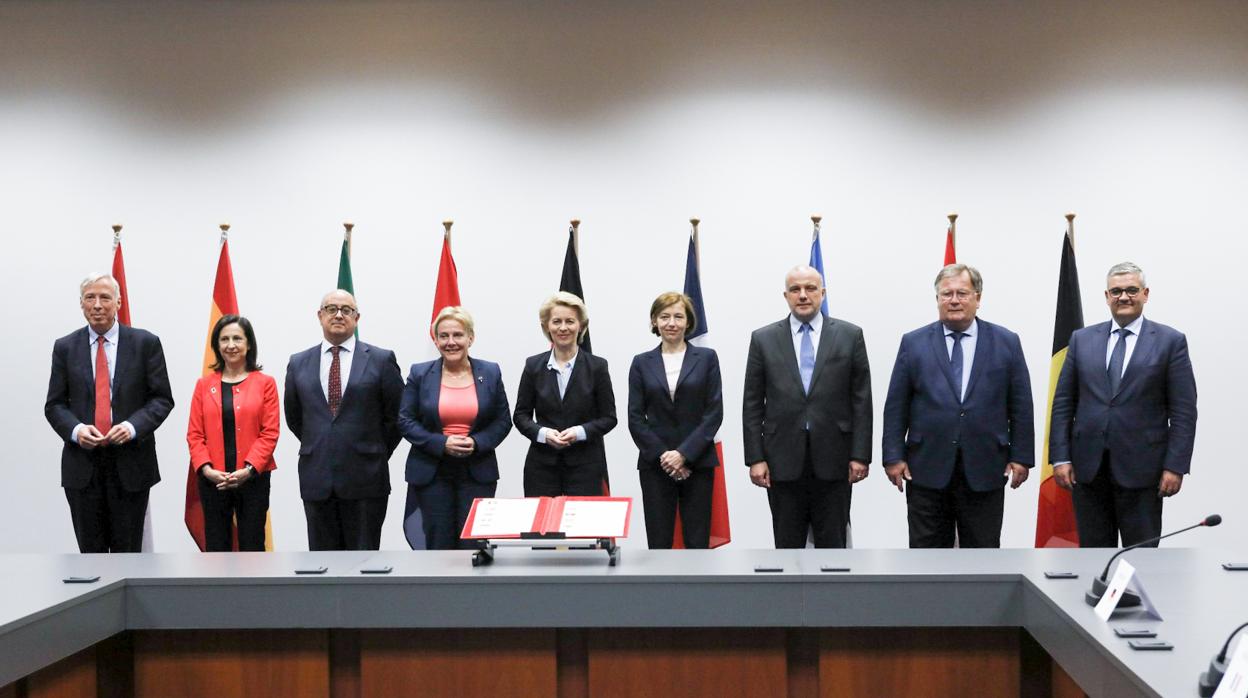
[1084,575,1143,608]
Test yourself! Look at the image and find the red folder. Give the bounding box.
[461,496,632,540]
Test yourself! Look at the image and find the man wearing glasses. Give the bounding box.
[285,289,403,550]
[882,264,1034,548]
[1050,262,1197,547]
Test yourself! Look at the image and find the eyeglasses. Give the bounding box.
[1107,287,1142,299]
[938,289,976,302]
[321,305,358,317]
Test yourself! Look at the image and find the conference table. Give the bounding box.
[1,546,1244,697]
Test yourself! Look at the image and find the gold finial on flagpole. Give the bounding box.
[1065,213,1076,247]
[811,215,822,241]
[570,219,581,255]
[948,212,958,250]
[219,223,230,243]
[111,224,122,246]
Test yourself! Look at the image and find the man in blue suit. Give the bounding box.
[882,264,1033,548]
[1049,262,1197,547]
[285,289,404,551]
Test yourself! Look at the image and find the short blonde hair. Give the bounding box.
[649,292,697,337]
[538,292,589,342]
[432,306,475,337]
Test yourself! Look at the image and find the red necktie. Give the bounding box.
[328,346,342,416]
[94,335,112,433]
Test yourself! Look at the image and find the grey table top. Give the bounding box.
[3,546,1245,697]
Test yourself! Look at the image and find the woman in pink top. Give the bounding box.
[398,307,512,549]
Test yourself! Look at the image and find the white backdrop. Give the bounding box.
[2,0,1245,553]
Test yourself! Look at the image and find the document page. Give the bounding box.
[467,498,541,537]
[558,500,629,538]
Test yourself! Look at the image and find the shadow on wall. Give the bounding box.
[2,0,1248,128]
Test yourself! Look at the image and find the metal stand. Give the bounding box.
[471,538,620,567]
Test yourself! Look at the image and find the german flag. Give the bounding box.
[1035,222,1083,548]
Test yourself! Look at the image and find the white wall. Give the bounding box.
[2,0,1245,553]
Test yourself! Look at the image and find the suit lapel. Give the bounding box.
[643,347,669,401]
[1088,322,1113,399]
[337,342,370,417]
[208,373,223,410]
[775,318,804,392]
[567,350,591,403]
[111,325,130,395]
[674,346,701,396]
[468,360,489,432]
[1117,318,1154,395]
[538,352,562,405]
[807,316,838,393]
[425,358,446,431]
[76,327,95,392]
[929,324,960,402]
[962,320,990,402]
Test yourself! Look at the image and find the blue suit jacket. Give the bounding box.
[882,319,1034,492]
[627,344,723,471]
[283,341,404,501]
[398,358,512,487]
[1049,318,1197,489]
[45,325,175,492]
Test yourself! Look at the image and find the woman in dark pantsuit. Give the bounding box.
[627,292,723,548]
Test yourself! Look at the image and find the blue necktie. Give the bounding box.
[949,331,965,402]
[799,322,815,394]
[1108,328,1131,395]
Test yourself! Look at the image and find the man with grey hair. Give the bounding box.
[882,263,1033,548]
[285,289,403,550]
[45,273,174,552]
[1050,262,1197,547]
[743,264,872,548]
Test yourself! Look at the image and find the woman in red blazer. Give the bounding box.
[186,315,279,551]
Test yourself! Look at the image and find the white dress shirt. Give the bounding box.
[320,335,357,401]
[72,321,136,444]
[662,350,685,400]
[789,314,823,361]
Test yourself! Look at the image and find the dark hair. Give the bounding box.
[649,291,698,337]
[210,314,262,372]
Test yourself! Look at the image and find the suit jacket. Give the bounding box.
[742,315,872,482]
[627,344,723,471]
[513,349,618,470]
[45,325,175,492]
[398,358,512,487]
[187,371,280,474]
[882,319,1034,492]
[284,341,403,501]
[1049,318,1197,489]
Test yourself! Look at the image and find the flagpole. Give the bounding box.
[1065,212,1076,247]
[947,212,958,251]
[570,218,581,256]
[689,218,701,270]
[112,224,122,248]
[443,219,453,248]
[811,215,821,242]
[219,223,229,245]
[343,221,353,254]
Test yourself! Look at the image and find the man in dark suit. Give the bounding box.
[1050,262,1197,547]
[743,265,872,548]
[45,273,174,553]
[882,264,1034,548]
[285,289,404,550]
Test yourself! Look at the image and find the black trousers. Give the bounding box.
[523,452,604,497]
[303,495,388,551]
[412,461,497,550]
[767,441,849,549]
[64,449,149,553]
[639,466,714,549]
[905,455,1004,549]
[198,471,271,552]
[1072,452,1163,548]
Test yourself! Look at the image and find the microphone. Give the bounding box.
[1198,621,1248,697]
[1084,514,1222,608]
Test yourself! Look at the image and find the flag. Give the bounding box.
[671,228,731,548]
[111,230,155,551]
[559,225,592,354]
[403,228,462,549]
[944,222,957,265]
[337,229,358,336]
[809,221,831,317]
[558,223,608,494]
[1035,227,1083,548]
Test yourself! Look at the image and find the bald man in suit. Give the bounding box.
[743,265,872,548]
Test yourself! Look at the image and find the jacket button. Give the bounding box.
[959,411,966,417]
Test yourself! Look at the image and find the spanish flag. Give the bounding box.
[1035,223,1083,548]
